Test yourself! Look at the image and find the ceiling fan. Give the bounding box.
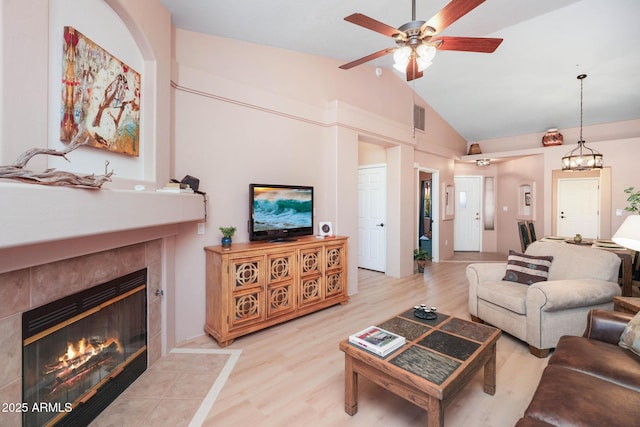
[339,0,503,81]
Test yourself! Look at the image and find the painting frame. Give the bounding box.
[60,26,141,157]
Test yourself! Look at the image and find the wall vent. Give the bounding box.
[413,104,426,132]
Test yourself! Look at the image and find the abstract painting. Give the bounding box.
[60,26,141,156]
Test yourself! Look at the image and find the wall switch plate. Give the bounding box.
[616,209,623,217]
[197,223,205,235]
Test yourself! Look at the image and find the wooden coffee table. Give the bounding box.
[339,309,501,427]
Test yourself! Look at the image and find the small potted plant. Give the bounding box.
[219,226,236,248]
[624,187,640,214]
[413,248,432,273]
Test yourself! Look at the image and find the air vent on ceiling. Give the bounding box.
[413,105,426,132]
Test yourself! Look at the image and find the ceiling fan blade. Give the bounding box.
[424,0,485,35]
[339,48,395,70]
[406,57,424,82]
[344,13,405,38]
[432,36,503,53]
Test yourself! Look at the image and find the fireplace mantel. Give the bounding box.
[0,182,204,250]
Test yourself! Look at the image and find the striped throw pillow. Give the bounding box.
[503,250,554,285]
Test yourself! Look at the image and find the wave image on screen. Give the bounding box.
[253,187,312,232]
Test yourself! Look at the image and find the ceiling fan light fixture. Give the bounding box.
[416,44,436,61]
[561,74,604,171]
[417,56,433,72]
[393,62,408,73]
[393,46,411,72]
[340,1,503,80]
[393,46,411,63]
[394,44,435,73]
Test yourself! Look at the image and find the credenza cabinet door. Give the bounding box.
[227,255,265,330]
[266,251,296,318]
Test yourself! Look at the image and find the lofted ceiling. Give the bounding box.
[159,0,640,142]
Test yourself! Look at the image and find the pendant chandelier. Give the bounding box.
[561,74,603,171]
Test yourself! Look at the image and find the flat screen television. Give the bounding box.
[249,184,314,241]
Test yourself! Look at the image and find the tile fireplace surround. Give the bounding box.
[0,240,163,426]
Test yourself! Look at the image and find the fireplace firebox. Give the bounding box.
[22,268,148,427]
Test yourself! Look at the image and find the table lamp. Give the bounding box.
[612,215,640,251]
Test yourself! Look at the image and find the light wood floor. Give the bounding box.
[91,252,637,426]
[196,254,550,427]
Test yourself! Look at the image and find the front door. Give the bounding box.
[358,165,386,272]
[454,176,481,251]
[557,177,600,238]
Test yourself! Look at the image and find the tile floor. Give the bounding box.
[90,338,241,427]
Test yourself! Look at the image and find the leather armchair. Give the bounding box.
[516,309,640,426]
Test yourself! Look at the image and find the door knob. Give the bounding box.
[376,223,385,227]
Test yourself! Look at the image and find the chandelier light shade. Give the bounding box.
[612,216,640,252]
[560,141,604,170]
[561,74,603,171]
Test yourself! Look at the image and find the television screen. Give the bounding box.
[250,184,314,241]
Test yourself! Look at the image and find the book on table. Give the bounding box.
[349,326,405,357]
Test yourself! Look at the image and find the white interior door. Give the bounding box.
[358,165,386,272]
[557,177,600,238]
[454,176,481,251]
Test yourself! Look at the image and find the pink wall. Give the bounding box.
[0,0,49,168]
[494,155,545,253]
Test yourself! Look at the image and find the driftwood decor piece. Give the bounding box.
[0,130,113,188]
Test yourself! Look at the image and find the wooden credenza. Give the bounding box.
[204,236,349,347]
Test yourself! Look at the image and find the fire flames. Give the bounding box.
[44,336,124,390]
[58,337,122,370]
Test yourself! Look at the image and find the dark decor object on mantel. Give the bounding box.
[541,128,563,146]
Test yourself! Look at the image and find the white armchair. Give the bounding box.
[467,241,621,357]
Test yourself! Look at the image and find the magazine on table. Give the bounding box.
[349,326,405,357]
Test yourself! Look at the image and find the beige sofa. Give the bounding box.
[466,241,621,357]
